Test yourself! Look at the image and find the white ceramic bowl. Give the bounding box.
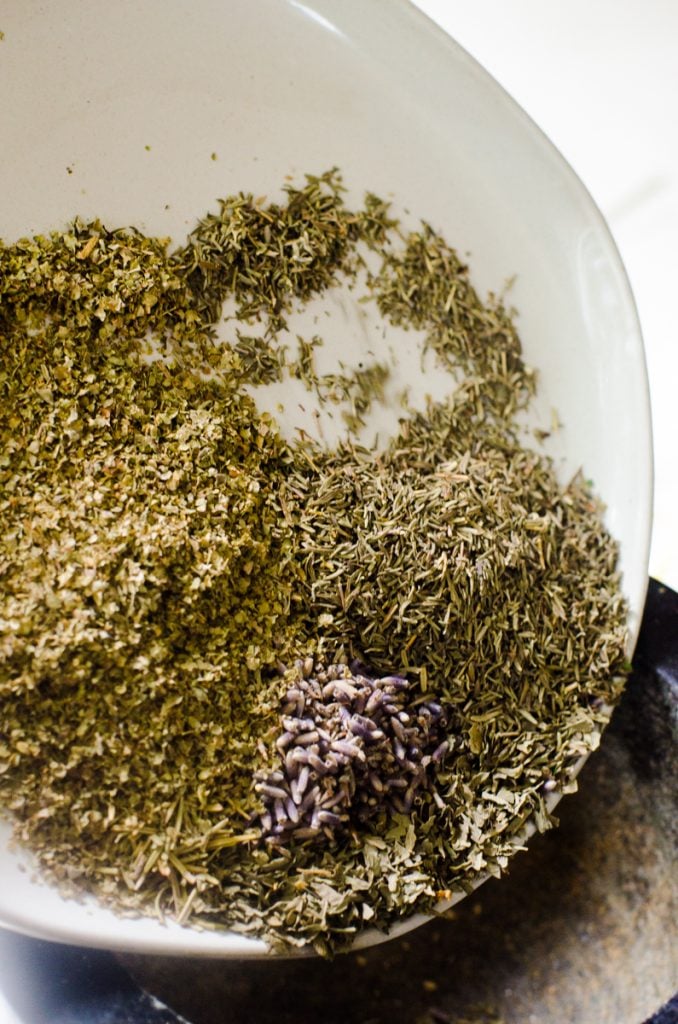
[0,0,652,956]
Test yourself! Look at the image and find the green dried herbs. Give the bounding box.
[0,171,628,954]
[175,169,361,329]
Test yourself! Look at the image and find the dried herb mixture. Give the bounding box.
[0,171,628,953]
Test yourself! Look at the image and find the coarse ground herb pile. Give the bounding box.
[0,171,628,954]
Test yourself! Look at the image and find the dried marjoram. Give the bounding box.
[0,171,628,954]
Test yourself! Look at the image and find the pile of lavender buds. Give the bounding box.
[254,660,451,844]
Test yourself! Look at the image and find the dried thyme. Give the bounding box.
[0,171,628,955]
[368,222,534,420]
[174,168,361,330]
[287,332,392,430]
[233,329,287,385]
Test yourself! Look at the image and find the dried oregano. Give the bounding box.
[0,171,628,954]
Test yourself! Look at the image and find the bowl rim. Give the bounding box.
[0,0,653,958]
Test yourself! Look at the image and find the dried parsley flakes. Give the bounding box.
[0,171,628,955]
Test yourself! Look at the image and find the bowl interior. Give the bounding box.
[0,0,652,956]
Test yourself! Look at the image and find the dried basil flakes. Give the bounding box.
[0,171,628,954]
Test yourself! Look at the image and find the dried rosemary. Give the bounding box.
[0,171,628,955]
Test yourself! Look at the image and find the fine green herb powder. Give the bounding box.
[0,172,628,954]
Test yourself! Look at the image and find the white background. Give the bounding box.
[413,0,678,593]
